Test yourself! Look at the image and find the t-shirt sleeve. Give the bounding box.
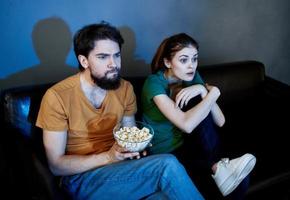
[36,89,68,131]
[142,75,167,101]
[123,82,137,116]
[193,71,205,84]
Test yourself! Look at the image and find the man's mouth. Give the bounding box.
[107,69,119,75]
[106,69,120,79]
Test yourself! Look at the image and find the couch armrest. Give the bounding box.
[32,154,69,200]
[1,124,68,199]
[264,76,290,99]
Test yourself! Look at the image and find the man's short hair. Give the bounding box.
[73,21,124,71]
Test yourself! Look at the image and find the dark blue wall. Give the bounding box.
[1,0,289,91]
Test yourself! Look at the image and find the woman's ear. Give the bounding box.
[163,58,171,69]
[78,55,89,69]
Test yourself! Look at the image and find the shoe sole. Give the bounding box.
[220,154,256,196]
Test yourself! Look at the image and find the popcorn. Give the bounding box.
[113,123,153,152]
[115,126,151,142]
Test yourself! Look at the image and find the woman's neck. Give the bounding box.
[164,70,181,84]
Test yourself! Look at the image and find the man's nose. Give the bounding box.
[108,57,117,68]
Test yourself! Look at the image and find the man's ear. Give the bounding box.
[163,58,171,69]
[78,55,89,69]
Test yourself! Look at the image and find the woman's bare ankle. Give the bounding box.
[212,163,218,174]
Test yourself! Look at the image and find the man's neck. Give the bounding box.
[82,69,95,86]
[80,72,107,109]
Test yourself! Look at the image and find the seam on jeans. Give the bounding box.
[160,176,178,200]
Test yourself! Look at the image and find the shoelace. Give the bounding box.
[220,158,230,167]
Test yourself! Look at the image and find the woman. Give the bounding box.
[141,33,256,199]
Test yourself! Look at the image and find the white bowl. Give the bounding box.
[113,121,154,152]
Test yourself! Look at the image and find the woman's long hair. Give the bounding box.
[151,33,199,74]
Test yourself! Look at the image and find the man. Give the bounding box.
[36,22,204,200]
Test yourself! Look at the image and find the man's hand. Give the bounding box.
[106,142,141,163]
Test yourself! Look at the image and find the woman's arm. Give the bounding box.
[175,83,225,127]
[153,85,221,133]
[205,84,225,127]
[210,103,225,127]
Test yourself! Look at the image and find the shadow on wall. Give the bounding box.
[0,17,77,92]
[119,26,150,77]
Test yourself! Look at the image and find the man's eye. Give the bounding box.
[115,53,121,58]
[97,55,106,59]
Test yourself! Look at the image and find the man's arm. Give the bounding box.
[121,115,136,127]
[43,129,139,176]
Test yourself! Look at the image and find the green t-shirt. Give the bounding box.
[141,70,204,154]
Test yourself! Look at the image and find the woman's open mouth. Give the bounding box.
[186,72,194,76]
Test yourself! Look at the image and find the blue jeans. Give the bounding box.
[61,154,204,200]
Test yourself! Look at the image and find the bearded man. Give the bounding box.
[36,22,204,200]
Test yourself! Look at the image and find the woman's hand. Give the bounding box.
[175,84,207,108]
[205,83,221,100]
[205,83,215,92]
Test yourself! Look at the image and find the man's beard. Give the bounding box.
[91,68,121,90]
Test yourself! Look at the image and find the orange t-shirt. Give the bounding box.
[36,73,137,155]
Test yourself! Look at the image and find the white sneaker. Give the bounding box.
[212,153,256,196]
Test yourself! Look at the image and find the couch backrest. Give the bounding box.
[199,60,265,106]
[1,83,55,164]
[1,60,265,141]
[1,83,54,138]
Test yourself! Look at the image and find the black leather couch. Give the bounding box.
[1,60,290,199]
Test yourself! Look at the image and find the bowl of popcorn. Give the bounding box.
[113,121,154,152]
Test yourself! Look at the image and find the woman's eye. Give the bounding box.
[180,58,188,64]
[192,57,198,62]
